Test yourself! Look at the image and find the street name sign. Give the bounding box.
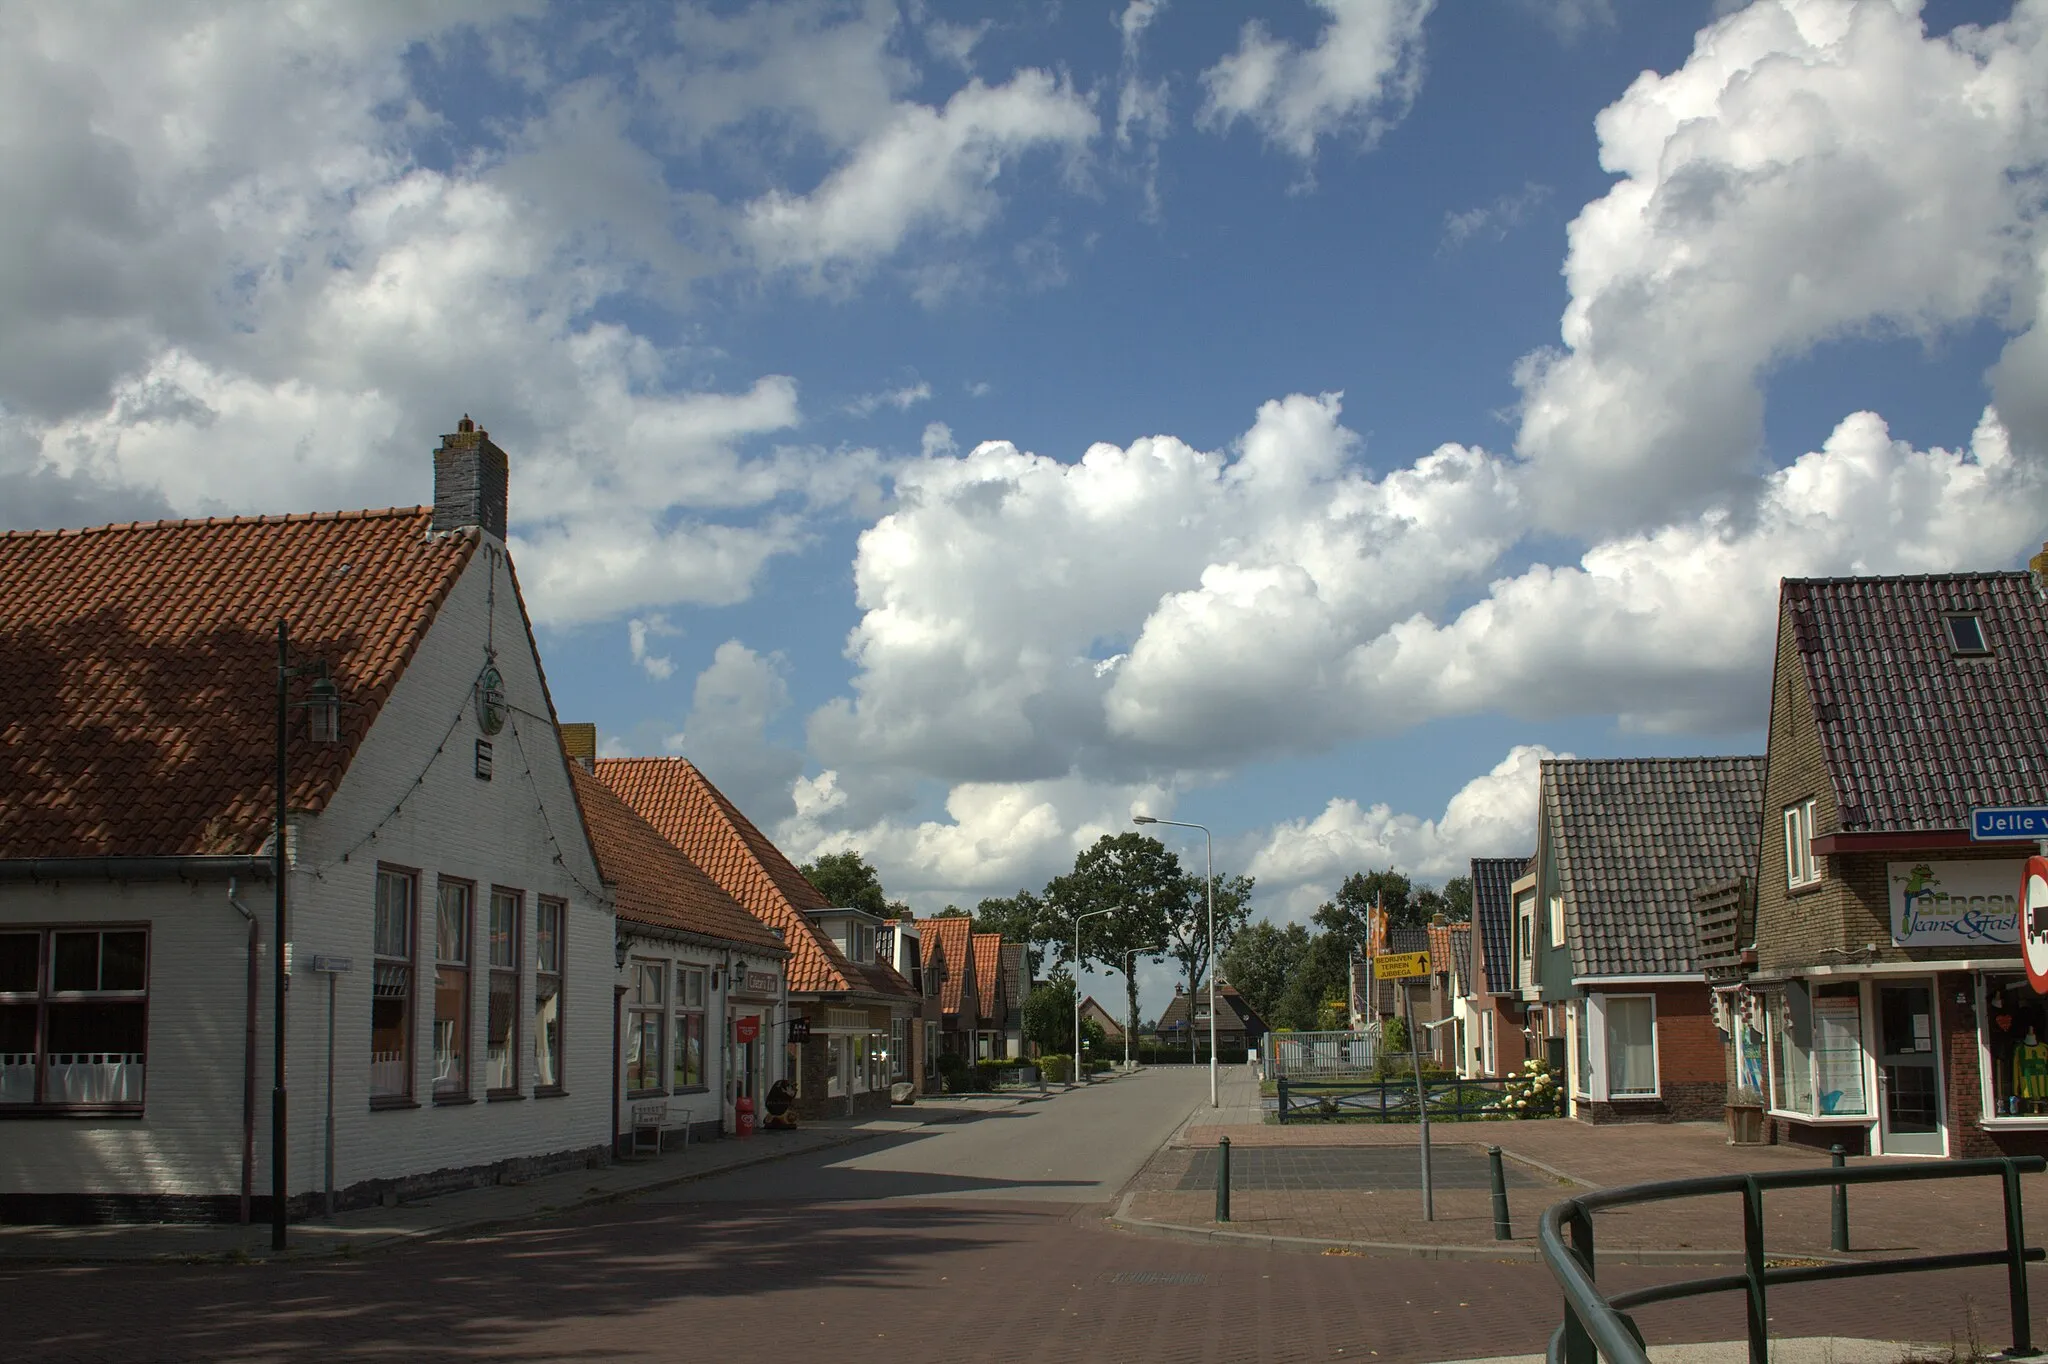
[1972,807,2048,841]
[1373,951,1431,980]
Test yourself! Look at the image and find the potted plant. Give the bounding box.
[1726,1085,1766,1144]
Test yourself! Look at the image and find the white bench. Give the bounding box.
[630,1101,667,1156]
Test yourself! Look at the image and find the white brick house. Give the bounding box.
[0,419,616,1223]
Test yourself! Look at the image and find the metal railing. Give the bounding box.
[1541,1155,2046,1364]
[1276,1074,1556,1122]
[1265,1028,1382,1079]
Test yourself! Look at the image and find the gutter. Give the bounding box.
[0,856,275,883]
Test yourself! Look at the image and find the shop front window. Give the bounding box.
[1983,974,2048,1119]
[1768,987,1814,1115]
[1765,981,1869,1118]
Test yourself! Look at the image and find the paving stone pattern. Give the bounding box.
[1179,1145,1545,1192]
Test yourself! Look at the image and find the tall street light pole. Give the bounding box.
[1074,906,1117,1085]
[1134,816,1216,1108]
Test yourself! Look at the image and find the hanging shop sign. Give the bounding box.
[733,1015,761,1044]
[1888,859,2025,947]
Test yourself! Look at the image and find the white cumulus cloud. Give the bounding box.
[1199,0,1434,163]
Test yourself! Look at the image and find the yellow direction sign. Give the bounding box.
[1373,950,1431,980]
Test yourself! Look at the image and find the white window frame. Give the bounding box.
[1764,980,1874,1124]
[1481,1010,1496,1075]
[1784,798,1820,888]
[1515,888,1536,991]
[1571,999,1591,1098]
[1974,972,2048,1128]
[1548,895,1565,950]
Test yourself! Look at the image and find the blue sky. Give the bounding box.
[5,0,2046,1020]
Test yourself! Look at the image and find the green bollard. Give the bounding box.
[1217,1135,1231,1223]
[1830,1144,1849,1253]
[1489,1145,1512,1241]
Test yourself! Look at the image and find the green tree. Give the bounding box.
[799,850,889,919]
[1271,931,1353,1032]
[1219,919,1310,1025]
[932,904,970,919]
[1020,970,1106,1055]
[1441,875,1473,922]
[975,889,1051,978]
[1167,872,1254,1003]
[1042,833,1182,1046]
[1312,868,1416,950]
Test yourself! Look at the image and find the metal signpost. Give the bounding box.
[1375,950,1433,1219]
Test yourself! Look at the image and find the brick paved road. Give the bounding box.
[5,1071,2043,1362]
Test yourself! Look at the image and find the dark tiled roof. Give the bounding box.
[1544,756,1765,978]
[1785,573,2048,832]
[1388,926,1429,956]
[0,508,476,858]
[1470,856,1528,994]
[1445,923,1471,997]
[572,766,785,953]
[1000,942,1028,1009]
[596,757,915,1001]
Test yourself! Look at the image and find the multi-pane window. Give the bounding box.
[1768,986,1815,1114]
[0,927,148,1111]
[371,868,417,1101]
[673,966,707,1090]
[487,889,520,1095]
[534,899,565,1091]
[1767,982,1865,1117]
[433,880,474,1099]
[891,1018,908,1081]
[1784,798,1819,887]
[1547,895,1564,949]
[626,960,665,1094]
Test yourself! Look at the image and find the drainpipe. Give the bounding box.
[226,880,259,1226]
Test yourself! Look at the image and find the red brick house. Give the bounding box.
[1746,557,2048,1158]
[1533,757,1765,1123]
[916,916,978,1060]
[594,758,921,1119]
[1463,856,1532,1078]
[972,931,1006,1060]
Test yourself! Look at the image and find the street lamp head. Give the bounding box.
[1132,815,1157,825]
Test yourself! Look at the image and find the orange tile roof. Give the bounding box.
[972,931,1003,1020]
[594,757,916,1002]
[0,508,476,858]
[916,916,974,1017]
[570,766,784,953]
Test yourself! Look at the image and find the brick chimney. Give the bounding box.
[433,415,509,541]
[559,722,596,773]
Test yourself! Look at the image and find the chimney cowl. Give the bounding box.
[433,415,509,541]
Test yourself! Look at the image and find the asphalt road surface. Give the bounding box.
[7,1069,2043,1363]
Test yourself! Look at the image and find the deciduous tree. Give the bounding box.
[1042,833,1182,1046]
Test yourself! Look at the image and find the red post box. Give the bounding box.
[735,1094,755,1139]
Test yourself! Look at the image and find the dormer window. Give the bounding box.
[1945,614,1990,655]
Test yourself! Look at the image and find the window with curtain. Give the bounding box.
[433,880,473,1099]
[486,889,520,1095]
[534,899,564,1092]
[1769,988,1814,1115]
[1604,995,1657,1097]
[673,966,706,1091]
[1810,983,1866,1116]
[1572,1000,1591,1096]
[0,927,148,1112]
[372,867,416,1102]
[626,960,665,1094]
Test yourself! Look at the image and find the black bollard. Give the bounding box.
[1277,1076,1290,1124]
[1217,1136,1232,1223]
[1489,1144,1512,1241]
[1830,1144,1849,1252]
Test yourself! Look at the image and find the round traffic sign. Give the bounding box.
[2025,856,2048,995]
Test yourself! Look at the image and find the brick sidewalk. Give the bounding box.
[1118,1075,2048,1263]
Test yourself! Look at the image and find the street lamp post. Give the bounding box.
[1134,816,1217,1108]
[1074,906,1118,1086]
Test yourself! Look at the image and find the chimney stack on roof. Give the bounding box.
[560,722,597,773]
[433,415,509,541]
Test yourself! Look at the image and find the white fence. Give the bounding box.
[1263,1028,1382,1079]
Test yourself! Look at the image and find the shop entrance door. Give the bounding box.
[1876,981,1944,1156]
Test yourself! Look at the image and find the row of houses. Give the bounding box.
[1364,549,2048,1161]
[0,420,1029,1224]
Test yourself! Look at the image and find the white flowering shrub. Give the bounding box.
[1501,1058,1560,1119]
